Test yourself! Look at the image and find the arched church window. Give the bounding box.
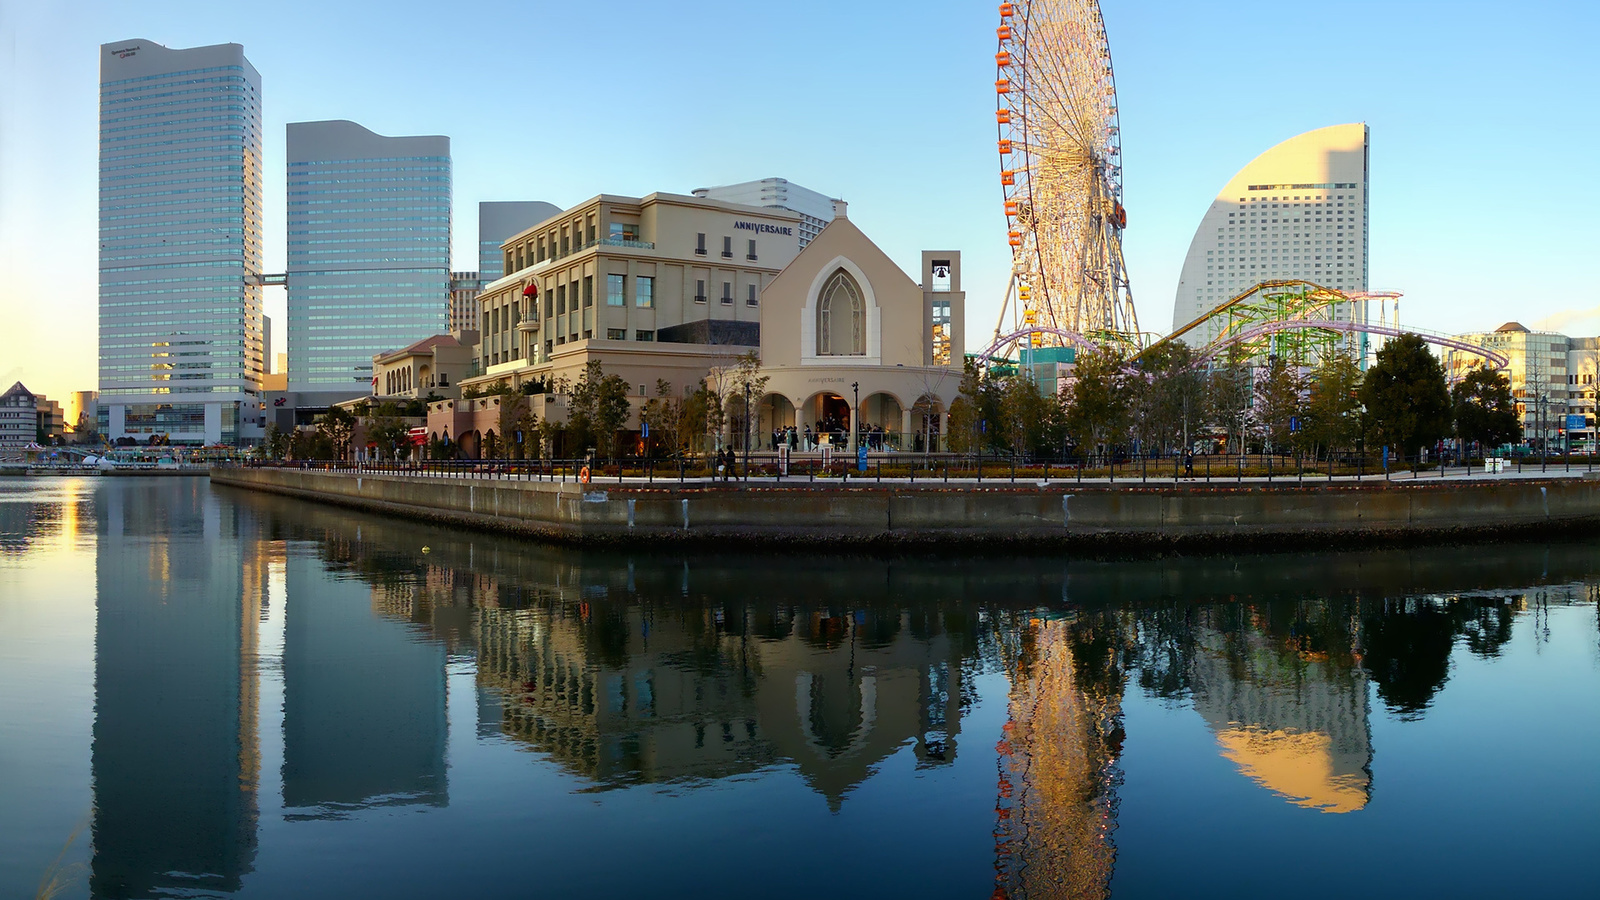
[817,270,865,356]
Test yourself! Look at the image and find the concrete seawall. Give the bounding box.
[210,466,1600,552]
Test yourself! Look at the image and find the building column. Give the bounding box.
[938,410,949,453]
[900,408,914,452]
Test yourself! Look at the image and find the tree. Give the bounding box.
[640,380,682,459]
[1205,351,1253,456]
[497,394,535,459]
[681,386,716,458]
[366,401,410,460]
[263,422,290,459]
[1452,367,1520,452]
[316,406,356,459]
[567,361,631,459]
[947,358,991,455]
[995,373,1063,458]
[1130,342,1204,456]
[1361,333,1451,457]
[1063,345,1131,457]
[1302,350,1363,459]
[1253,357,1304,453]
[723,351,770,452]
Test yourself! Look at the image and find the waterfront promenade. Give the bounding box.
[211,461,1600,552]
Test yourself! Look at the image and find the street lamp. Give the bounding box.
[851,381,860,453]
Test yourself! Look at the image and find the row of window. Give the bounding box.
[287,186,448,197]
[102,113,249,135]
[289,155,448,167]
[101,162,243,180]
[100,85,248,112]
[287,174,451,188]
[101,103,243,127]
[287,217,450,228]
[101,126,252,151]
[694,234,760,261]
[101,66,246,91]
[604,329,657,342]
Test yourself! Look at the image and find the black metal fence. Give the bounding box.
[219,450,1598,486]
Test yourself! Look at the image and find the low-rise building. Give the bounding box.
[1446,323,1574,450]
[373,332,477,402]
[1,382,39,450]
[36,397,65,444]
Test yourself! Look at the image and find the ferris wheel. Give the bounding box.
[994,0,1139,355]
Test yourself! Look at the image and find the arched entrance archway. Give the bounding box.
[757,394,798,449]
[859,392,904,451]
[802,392,851,450]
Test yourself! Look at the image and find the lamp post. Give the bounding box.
[851,381,860,453]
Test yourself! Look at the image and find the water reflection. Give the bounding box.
[90,482,260,898]
[281,551,447,817]
[3,478,1587,897]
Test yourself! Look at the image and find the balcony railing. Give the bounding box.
[507,238,657,277]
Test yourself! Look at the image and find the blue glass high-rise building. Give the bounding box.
[98,40,266,445]
[286,121,450,393]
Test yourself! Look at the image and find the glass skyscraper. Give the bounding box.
[98,40,266,446]
[285,121,450,393]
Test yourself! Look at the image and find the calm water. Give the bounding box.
[2,478,1598,899]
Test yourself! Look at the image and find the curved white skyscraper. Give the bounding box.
[1171,124,1369,343]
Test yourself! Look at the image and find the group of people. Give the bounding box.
[759,418,897,452]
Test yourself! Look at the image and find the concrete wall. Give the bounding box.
[210,468,1600,551]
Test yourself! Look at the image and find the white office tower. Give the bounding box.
[286,120,450,393]
[691,177,837,248]
[98,40,266,445]
[1172,124,1369,344]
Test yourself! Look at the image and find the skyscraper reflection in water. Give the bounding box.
[1187,603,1373,814]
[90,482,261,898]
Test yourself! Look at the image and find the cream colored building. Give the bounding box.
[372,332,478,402]
[460,191,802,399]
[1445,323,1597,450]
[749,203,966,452]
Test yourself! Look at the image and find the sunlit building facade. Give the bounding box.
[1172,124,1370,345]
[285,120,450,393]
[1443,323,1598,451]
[98,40,266,445]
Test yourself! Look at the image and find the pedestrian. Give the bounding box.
[1183,449,1194,478]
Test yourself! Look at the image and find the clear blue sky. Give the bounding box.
[3,0,1597,402]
